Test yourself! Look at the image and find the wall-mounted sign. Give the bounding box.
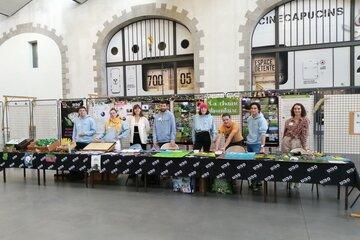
[252,55,276,90]
[145,68,174,92]
[349,112,360,135]
[177,67,194,91]
[252,0,352,48]
[207,98,239,116]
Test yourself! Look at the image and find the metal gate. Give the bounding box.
[5,100,32,141]
[33,100,59,139]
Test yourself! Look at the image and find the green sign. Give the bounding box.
[207,98,240,116]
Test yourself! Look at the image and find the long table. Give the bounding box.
[1,152,359,209]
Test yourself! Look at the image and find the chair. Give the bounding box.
[225,145,247,194]
[225,145,246,153]
[160,143,179,150]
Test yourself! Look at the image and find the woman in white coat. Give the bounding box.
[130,104,150,150]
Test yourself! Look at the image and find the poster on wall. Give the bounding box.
[60,100,84,139]
[141,101,161,143]
[207,98,240,116]
[173,101,197,144]
[88,99,114,135]
[241,97,279,146]
[114,100,135,119]
[252,55,276,90]
[349,112,360,135]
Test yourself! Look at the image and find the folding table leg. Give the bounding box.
[337,185,340,200]
[136,175,139,191]
[274,181,277,202]
[23,167,26,180]
[84,172,88,188]
[239,180,243,194]
[263,181,268,202]
[2,168,6,183]
[345,186,349,210]
[91,171,95,188]
[37,169,41,186]
[316,184,319,199]
[144,173,147,192]
[43,169,46,186]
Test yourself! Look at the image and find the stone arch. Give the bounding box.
[238,0,293,90]
[0,23,70,98]
[92,3,205,96]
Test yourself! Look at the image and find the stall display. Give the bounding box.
[241,96,279,146]
[189,152,216,158]
[60,100,84,139]
[173,101,196,144]
[223,152,256,160]
[27,138,60,153]
[82,142,115,152]
[5,138,33,151]
[153,150,190,158]
[57,138,76,152]
[141,101,160,143]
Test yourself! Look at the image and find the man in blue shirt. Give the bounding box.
[246,102,268,153]
[153,100,176,148]
[72,106,97,150]
[246,102,268,191]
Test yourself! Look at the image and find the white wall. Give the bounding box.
[0,0,258,98]
[0,33,62,99]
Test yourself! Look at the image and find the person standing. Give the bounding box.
[72,106,97,150]
[130,104,150,150]
[281,103,310,153]
[215,113,244,151]
[192,102,216,152]
[246,102,268,153]
[97,108,129,150]
[152,100,177,148]
[246,102,268,191]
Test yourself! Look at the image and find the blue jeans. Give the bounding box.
[247,143,261,153]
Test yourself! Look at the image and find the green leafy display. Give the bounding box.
[35,138,57,147]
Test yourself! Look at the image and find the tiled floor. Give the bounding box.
[0,169,359,240]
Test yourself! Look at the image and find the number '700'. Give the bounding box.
[148,75,164,86]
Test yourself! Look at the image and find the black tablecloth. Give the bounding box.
[1,152,359,188]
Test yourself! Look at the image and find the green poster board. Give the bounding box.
[207,98,240,116]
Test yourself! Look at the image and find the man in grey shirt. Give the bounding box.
[153,100,176,148]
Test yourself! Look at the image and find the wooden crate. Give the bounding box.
[27,140,61,153]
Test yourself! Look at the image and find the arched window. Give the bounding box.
[251,0,360,90]
[106,18,194,96]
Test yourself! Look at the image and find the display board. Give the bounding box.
[33,100,58,139]
[173,101,196,144]
[88,99,113,135]
[6,101,31,141]
[60,100,84,139]
[141,101,160,144]
[0,101,3,147]
[278,95,314,150]
[324,94,360,154]
[241,97,279,146]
